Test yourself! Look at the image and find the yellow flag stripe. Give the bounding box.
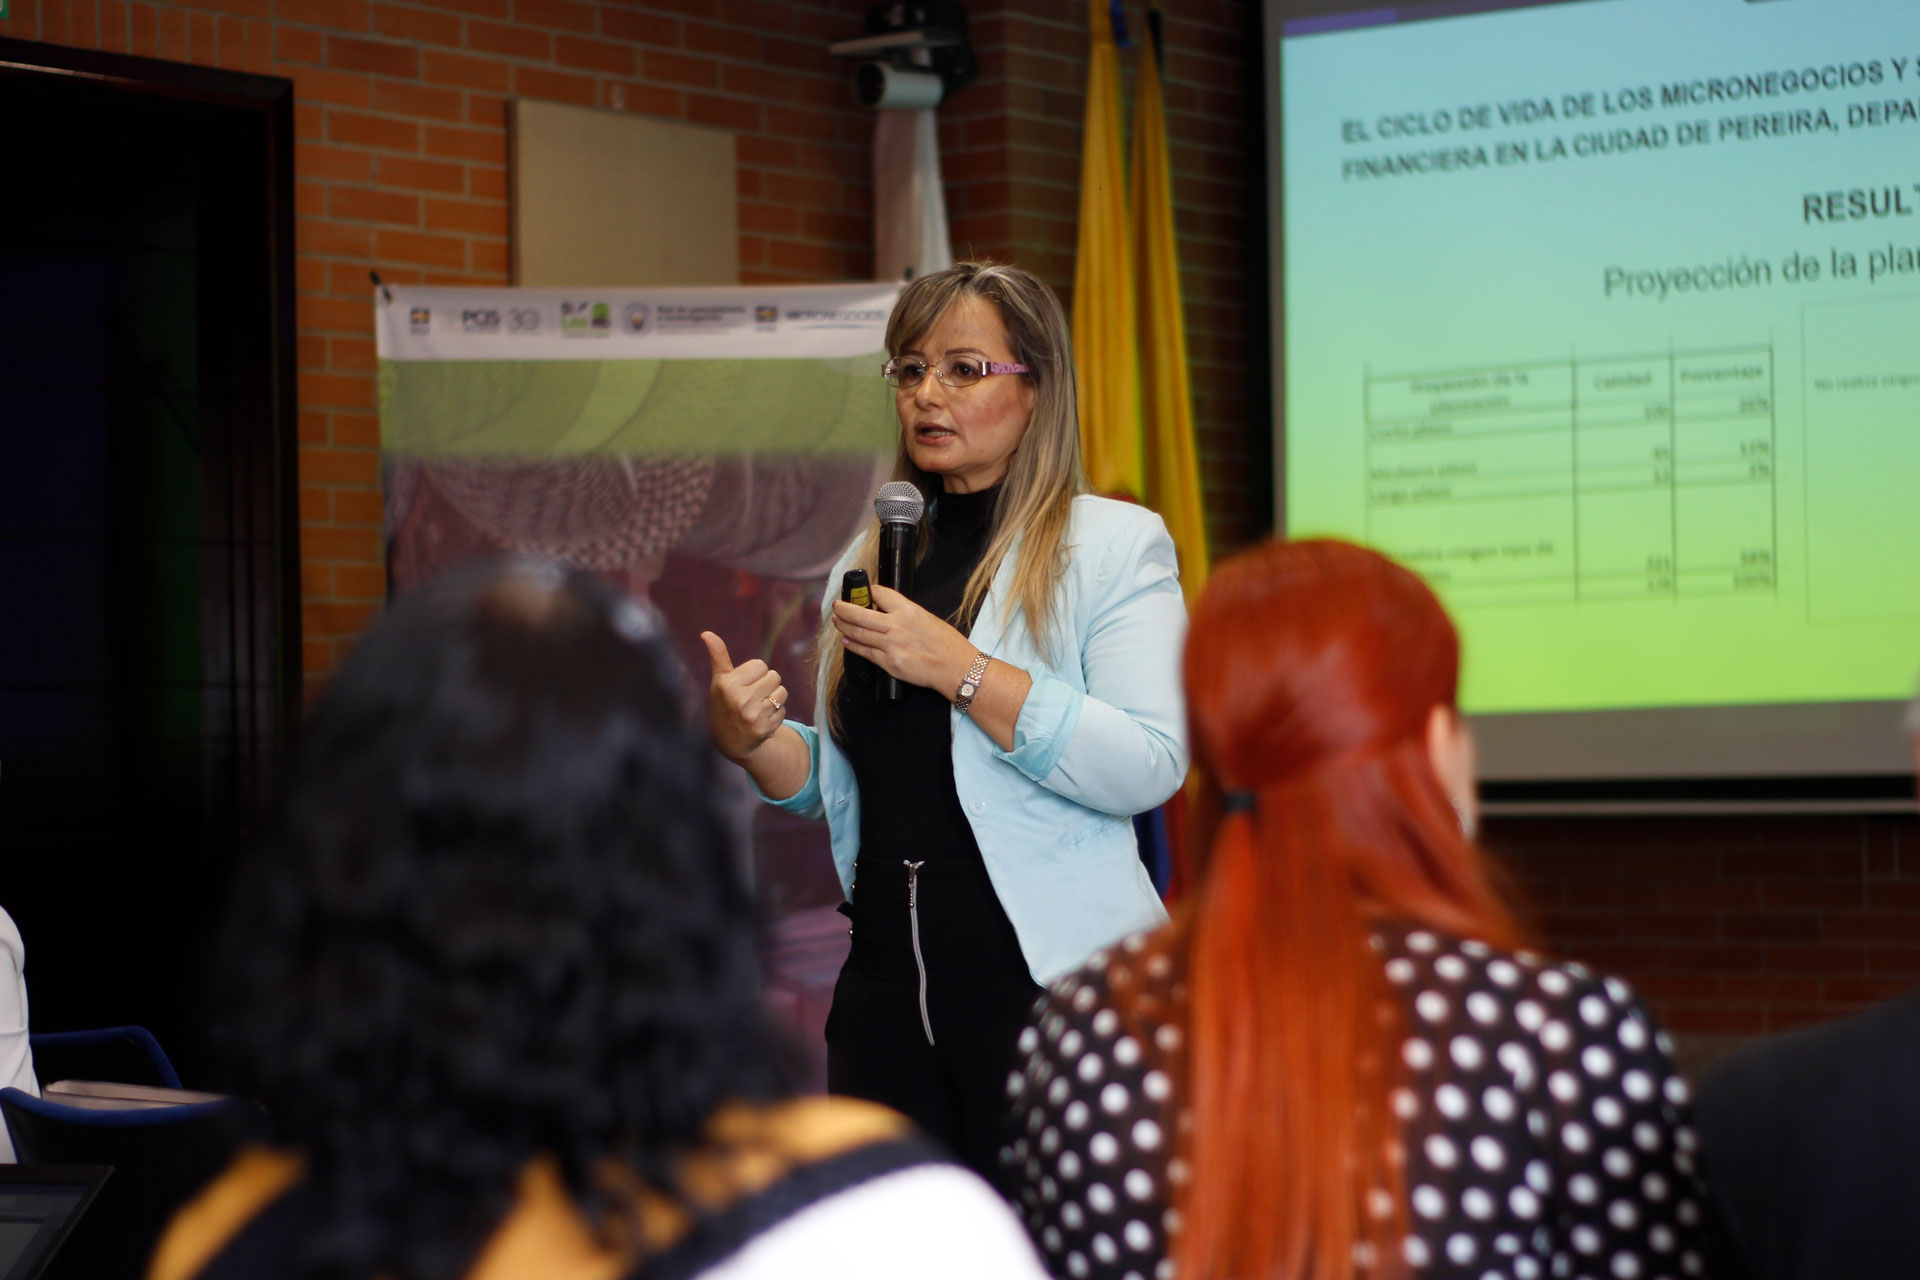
[1072,0,1143,501]
[1129,26,1211,602]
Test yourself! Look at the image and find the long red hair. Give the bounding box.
[1152,539,1524,1280]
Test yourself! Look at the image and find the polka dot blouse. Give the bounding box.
[1002,924,1709,1280]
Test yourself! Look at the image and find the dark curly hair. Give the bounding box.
[220,557,792,1280]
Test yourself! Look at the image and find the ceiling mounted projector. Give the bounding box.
[827,1,976,111]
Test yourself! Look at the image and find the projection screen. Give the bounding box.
[1264,0,1920,802]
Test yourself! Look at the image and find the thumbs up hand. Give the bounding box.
[700,631,790,766]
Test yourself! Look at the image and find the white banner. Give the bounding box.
[375,279,906,1080]
[376,282,899,363]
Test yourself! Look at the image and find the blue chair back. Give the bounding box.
[30,1025,181,1090]
[0,1087,266,1279]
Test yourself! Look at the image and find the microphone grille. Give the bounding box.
[874,481,926,525]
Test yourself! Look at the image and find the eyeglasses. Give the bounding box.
[881,356,1030,390]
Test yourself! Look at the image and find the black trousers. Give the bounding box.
[825,852,1041,1189]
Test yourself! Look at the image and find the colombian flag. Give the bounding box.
[1131,5,1210,605]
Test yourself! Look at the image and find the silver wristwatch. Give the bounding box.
[955,651,990,715]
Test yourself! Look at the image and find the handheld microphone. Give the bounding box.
[873,481,925,702]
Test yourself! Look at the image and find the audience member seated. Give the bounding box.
[148,558,1047,1280]
[1004,539,1709,1280]
[0,902,36,1162]
[1692,685,1920,1280]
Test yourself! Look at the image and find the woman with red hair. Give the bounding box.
[1004,540,1707,1280]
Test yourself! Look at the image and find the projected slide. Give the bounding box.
[1279,0,1920,718]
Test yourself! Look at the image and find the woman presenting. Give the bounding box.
[701,261,1187,1181]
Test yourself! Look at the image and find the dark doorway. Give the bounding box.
[0,39,298,1085]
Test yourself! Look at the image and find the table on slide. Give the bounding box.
[1363,346,1776,607]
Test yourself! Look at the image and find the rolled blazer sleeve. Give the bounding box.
[753,719,827,819]
[992,510,1188,816]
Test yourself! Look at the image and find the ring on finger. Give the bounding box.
[764,694,784,712]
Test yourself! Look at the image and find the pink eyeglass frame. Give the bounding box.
[881,357,1031,387]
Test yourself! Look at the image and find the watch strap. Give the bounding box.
[954,651,990,714]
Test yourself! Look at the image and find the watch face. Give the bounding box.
[960,682,978,698]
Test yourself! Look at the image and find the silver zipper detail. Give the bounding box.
[904,859,934,1046]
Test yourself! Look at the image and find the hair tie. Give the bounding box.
[1220,790,1257,816]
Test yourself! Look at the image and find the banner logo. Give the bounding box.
[560,300,612,337]
[381,284,899,362]
[657,303,750,334]
[784,307,889,327]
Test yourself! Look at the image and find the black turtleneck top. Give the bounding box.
[833,483,1005,931]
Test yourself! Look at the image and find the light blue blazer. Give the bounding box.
[762,494,1189,983]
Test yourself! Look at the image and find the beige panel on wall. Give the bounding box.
[509,99,738,287]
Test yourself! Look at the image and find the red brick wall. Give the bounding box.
[7,0,1265,682]
[11,0,879,679]
[1490,812,1920,1047]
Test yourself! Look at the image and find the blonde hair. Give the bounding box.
[820,261,1085,734]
